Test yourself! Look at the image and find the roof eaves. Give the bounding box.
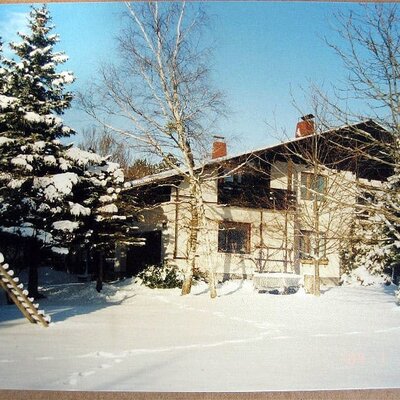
[125,119,388,189]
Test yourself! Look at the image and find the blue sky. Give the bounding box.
[0,2,363,155]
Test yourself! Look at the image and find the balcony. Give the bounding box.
[218,184,296,210]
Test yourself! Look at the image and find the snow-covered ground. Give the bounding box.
[0,269,400,392]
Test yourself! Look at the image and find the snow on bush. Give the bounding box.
[65,146,102,166]
[23,112,63,127]
[0,136,14,146]
[34,172,79,201]
[51,246,69,255]
[341,265,391,286]
[43,155,57,165]
[52,220,79,232]
[52,70,74,85]
[99,194,117,203]
[69,202,91,217]
[0,94,18,109]
[32,141,46,151]
[7,178,26,189]
[97,204,118,214]
[135,263,184,289]
[0,225,54,243]
[11,156,32,171]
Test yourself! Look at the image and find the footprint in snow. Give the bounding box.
[99,364,112,369]
[68,377,78,386]
[66,369,95,386]
[79,370,95,377]
[67,373,79,385]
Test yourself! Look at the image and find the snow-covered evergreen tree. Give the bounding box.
[0,6,135,297]
[341,172,400,286]
[0,40,19,137]
[0,6,77,297]
[64,147,141,291]
[340,217,392,286]
[362,168,400,281]
[4,5,74,139]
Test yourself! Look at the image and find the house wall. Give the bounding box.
[134,160,382,285]
[293,165,357,284]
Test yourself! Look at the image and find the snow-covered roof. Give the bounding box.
[125,119,387,190]
[124,168,182,189]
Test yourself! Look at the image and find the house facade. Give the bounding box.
[121,119,391,286]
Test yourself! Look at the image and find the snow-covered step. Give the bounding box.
[0,252,50,327]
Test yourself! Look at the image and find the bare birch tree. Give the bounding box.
[263,120,359,296]
[278,4,400,290]
[318,4,400,277]
[80,2,225,297]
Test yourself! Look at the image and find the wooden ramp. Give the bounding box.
[0,253,51,327]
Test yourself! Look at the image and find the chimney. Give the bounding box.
[295,114,315,138]
[212,135,227,159]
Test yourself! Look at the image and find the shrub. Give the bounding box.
[135,263,184,289]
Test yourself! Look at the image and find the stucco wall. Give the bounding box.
[134,160,380,283]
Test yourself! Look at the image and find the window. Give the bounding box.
[218,222,250,254]
[299,230,326,259]
[300,172,327,201]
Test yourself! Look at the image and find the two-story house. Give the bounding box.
[119,118,391,288]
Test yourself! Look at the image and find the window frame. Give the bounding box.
[300,172,327,201]
[299,230,327,260]
[218,221,251,254]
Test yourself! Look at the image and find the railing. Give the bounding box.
[218,185,296,210]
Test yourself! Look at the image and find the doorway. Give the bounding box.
[126,231,162,276]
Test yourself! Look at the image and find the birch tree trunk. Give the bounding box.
[313,197,321,296]
[80,2,225,298]
[181,182,198,295]
[181,179,217,298]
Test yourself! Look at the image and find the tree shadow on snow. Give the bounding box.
[0,281,137,324]
[219,279,245,296]
[320,286,335,295]
[193,279,245,297]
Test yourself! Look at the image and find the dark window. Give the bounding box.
[132,185,172,206]
[217,164,294,210]
[301,172,327,201]
[218,222,251,254]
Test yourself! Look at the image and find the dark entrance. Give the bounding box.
[126,231,162,276]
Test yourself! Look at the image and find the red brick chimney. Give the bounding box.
[212,136,227,159]
[295,114,315,138]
